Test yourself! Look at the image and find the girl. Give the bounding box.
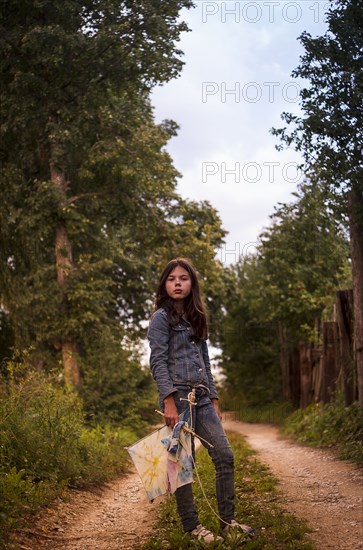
[147,258,255,544]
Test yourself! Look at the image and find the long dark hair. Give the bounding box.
[155,258,208,341]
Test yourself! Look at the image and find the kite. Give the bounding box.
[126,390,213,502]
[126,419,193,501]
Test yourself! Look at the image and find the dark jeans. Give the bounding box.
[174,401,235,532]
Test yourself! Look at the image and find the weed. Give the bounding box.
[283,395,363,466]
[220,401,294,426]
[142,433,315,549]
[0,370,136,542]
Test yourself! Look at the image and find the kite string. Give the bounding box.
[156,392,230,527]
[190,451,230,528]
[179,388,228,525]
[183,389,231,527]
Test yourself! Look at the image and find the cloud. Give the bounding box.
[152,1,328,263]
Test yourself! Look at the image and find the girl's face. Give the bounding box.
[165,265,192,304]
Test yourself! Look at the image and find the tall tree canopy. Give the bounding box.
[221,180,350,405]
[272,0,363,403]
[0,0,227,418]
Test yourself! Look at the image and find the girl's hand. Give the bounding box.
[163,395,179,428]
[212,398,222,421]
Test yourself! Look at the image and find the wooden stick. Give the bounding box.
[155,410,214,448]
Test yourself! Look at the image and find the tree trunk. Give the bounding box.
[51,158,81,388]
[348,186,363,405]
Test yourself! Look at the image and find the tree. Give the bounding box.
[272,0,363,404]
[258,180,351,343]
[221,257,281,406]
[0,1,228,417]
[0,1,196,387]
[221,180,351,405]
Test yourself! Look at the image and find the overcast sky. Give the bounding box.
[151,0,329,266]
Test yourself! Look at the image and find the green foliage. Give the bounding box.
[0,467,56,537]
[76,423,136,484]
[219,401,294,426]
[272,0,363,196]
[220,180,351,405]
[79,328,158,425]
[0,0,227,420]
[0,368,136,539]
[1,375,83,483]
[0,311,14,365]
[142,433,314,549]
[271,0,363,404]
[257,180,351,343]
[283,395,363,466]
[217,253,282,407]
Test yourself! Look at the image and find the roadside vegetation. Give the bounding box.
[219,394,363,468]
[283,395,363,467]
[218,395,294,426]
[0,368,140,546]
[142,432,315,549]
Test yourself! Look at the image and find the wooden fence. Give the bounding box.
[280,290,356,408]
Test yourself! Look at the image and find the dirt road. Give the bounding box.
[13,419,363,549]
[223,417,363,550]
[15,472,158,550]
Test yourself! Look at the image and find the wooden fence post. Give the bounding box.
[277,322,291,402]
[312,353,324,403]
[336,290,355,405]
[311,319,323,403]
[289,347,301,409]
[321,322,339,403]
[299,342,313,408]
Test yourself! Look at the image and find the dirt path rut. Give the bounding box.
[13,419,363,549]
[16,472,158,550]
[223,417,363,550]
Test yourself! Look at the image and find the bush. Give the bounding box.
[0,468,54,534]
[235,401,293,425]
[0,371,85,483]
[283,395,363,466]
[77,424,136,485]
[218,392,293,425]
[0,368,136,541]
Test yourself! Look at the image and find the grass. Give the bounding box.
[142,432,315,549]
[283,396,363,467]
[225,402,294,426]
[0,370,137,546]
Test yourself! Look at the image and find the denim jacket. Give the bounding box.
[147,308,218,408]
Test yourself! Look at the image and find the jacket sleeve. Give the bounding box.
[201,340,219,400]
[147,310,177,405]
